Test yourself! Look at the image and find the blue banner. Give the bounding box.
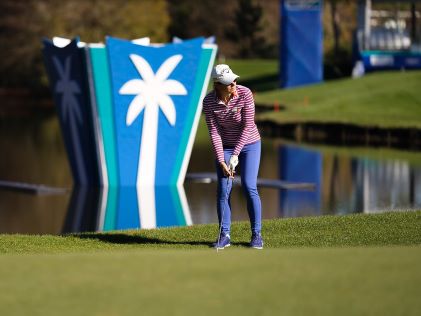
[43,36,217,231]
[42,38,101,186]
[280,0,323,88]
[106,37,213,228]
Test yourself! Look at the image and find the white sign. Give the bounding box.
[370,55,394,67]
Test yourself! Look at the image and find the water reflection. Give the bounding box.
[354,159,420,213]
[187,140,421,224]
[1,116,421,234]
[279,145,322,217]
[62,187,101,233]
[277,144,421,216]
[62,185,191,233]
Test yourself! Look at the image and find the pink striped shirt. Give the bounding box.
[202,85,261,163]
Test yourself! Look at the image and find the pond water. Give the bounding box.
[0,114,420,234]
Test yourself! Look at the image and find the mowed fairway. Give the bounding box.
[0,212,420,315]
[1,247,420,315]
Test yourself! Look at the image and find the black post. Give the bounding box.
[410,2,416,43]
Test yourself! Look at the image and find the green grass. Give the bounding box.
[0,211,420,253]
[1,247,420,315]
[1,211,420,315]
[225,58,278,80]
[254,70,421,128]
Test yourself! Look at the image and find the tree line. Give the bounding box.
[0,0,357,90]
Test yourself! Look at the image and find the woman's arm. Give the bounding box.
[232,88,255,156]
[203,103,225,164]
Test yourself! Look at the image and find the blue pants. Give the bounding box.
[216,140,262,235]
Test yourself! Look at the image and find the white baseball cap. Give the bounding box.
[211,64,239,85]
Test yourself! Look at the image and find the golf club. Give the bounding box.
[216,164,235,252]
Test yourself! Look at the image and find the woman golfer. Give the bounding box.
[203,64,263,249]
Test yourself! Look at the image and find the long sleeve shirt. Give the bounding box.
[202,85,261,163]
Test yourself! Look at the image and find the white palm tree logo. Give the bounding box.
[119,54,187,228]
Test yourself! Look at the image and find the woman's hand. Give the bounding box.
[220,162,234,178]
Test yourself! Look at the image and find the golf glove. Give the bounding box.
[229,155,239,172]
